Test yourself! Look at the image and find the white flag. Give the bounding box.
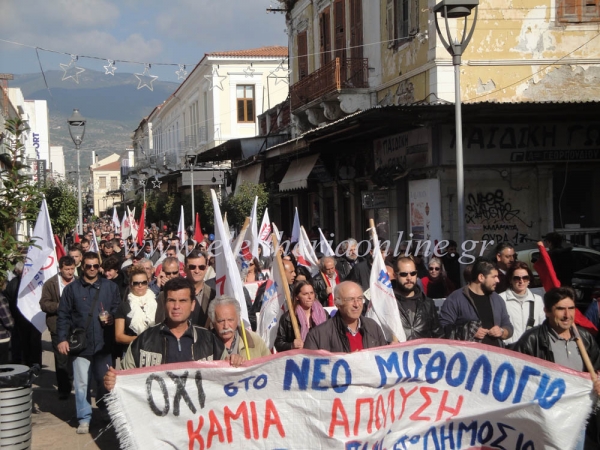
[293,226,320,276]
[291,207,300,243]
[127,206,138,241]
[89,226,100,254]
[17,199,58,332]
[258,208,272,257]
[257,224,286,349]
[366,226,406,342]
[121,210,130,239]
[112,206,120,231]
[242,196,259,261]
[318,227,334,257]
[211,190,250,327]
[177,205,185,246]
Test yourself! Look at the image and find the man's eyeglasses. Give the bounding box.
[512,275,530,282]
[397,271,417,277]
[188,264,207,271]
[84,264,100,270]
[163,270,179,276]
[428,267,441,272]
[131,280,149,287]
[341,296,364,304]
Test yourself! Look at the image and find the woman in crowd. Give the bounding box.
[500,261,545,345]
[275,280,328,351]
[114,265,164,348]
[420,257,454,298]
[243,258,266,283]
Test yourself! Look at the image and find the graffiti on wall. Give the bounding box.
[465,189,533,244]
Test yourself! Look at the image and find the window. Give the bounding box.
[387,0,418,46]
[334,0,346,61]
[99,176,106,189]
[350,0,363,59]
[297,31,309,79]
[237,85,255,123]
[558,0,600,23]
[319,7,332,66]
[111,176,118,190]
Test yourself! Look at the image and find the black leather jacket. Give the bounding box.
[513,321,600,371]
[393,283,443,340]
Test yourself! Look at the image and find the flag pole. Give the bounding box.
[572,326,598,381]
[272,232,301,340]
[232,217,251,255]
[239,320,251,361]
[369,218,398,343]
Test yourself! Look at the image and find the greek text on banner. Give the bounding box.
[107,340,594,450]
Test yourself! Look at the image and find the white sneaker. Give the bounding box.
[76,423,90,434]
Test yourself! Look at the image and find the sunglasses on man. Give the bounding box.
[187,264,207,271]
[85,264,100,270]
[397,271,417,277]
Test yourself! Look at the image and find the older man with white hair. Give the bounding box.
[208,296,270,360]
[336,238,363,280]
[304,281,387,352]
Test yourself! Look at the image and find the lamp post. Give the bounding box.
[67,109,87,235]
[433,0,478,249]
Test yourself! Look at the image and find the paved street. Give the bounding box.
[30,331,120,449]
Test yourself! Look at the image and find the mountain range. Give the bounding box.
[10,69,179,176]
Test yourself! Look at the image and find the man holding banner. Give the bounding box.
[305,281,387,352]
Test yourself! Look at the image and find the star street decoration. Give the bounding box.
[268,59,291,85]
[176,65,188,80]
[138,175,147,186]
[135,64,158,91]
[243,64,255,78]
[121,179,133,192]
[151,180,162,189]
[204,67,227,91]
[104,59,117,75]
[60,55,85,84]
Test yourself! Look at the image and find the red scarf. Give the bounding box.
[324,272,340,307]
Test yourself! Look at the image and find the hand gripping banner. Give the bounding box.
[107,340,595,450]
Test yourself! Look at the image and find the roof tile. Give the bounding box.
[207,46,288,58]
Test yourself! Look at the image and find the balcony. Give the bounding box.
[290,57,369,111]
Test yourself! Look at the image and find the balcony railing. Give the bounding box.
[290,57,368,111]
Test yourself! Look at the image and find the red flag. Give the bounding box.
[54,235,66,260]
[74,230,80,243]
[533,241,597,334]
[137,202,146,247]
[194,213,204,244]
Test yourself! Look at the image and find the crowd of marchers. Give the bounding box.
[1,222,600,448]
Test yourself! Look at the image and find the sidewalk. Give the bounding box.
[30,331,120,449]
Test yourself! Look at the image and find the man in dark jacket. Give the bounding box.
[39,256,76,399]
[304,281,387,352]
[393,257,443,340]
[336,239,363,280]
[104,278,238,390]
[439,257,513,346]
[494,242,516,293]
[513,287,600,449]
[57,252,121,435]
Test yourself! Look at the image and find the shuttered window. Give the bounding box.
[558,0,600,23]
[334,0,346,61]
[350,0,363,59]
[320,7,332,66]
[297,31,308,79]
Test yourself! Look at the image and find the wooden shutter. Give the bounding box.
[334,0,346,61]
[297,31,308,79]
[350,0,363,60]
[320,8,331,66]
[558,0,600,22]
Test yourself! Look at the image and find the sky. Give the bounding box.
[0,0,289,83]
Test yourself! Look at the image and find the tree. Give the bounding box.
[44,179,78,240]
[0,118,45,282]
[222,183,269,230]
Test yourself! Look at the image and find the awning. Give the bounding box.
[279,154,319,192]
[235,163,262,194]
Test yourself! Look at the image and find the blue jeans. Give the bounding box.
[72,353,112,425]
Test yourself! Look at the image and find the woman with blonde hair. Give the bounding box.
[114,265,164,347]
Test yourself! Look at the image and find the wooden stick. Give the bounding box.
[572,326,597,381]
[272,232,301,341]
[232,217,251,256]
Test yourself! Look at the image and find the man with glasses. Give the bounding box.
[440,257,513,346]
[393,257,443,340]
[494,242,516,293]
[56,252,121,434]
[185,250,215,328]
[304,281,387,352]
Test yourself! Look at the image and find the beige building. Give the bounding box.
[89,153,121,217]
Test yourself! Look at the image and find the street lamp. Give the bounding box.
[67,109,86,235]
[433,0,478,251]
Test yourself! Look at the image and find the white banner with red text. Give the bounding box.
[107,340,594,450]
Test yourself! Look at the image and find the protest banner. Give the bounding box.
[107,340,594,450]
